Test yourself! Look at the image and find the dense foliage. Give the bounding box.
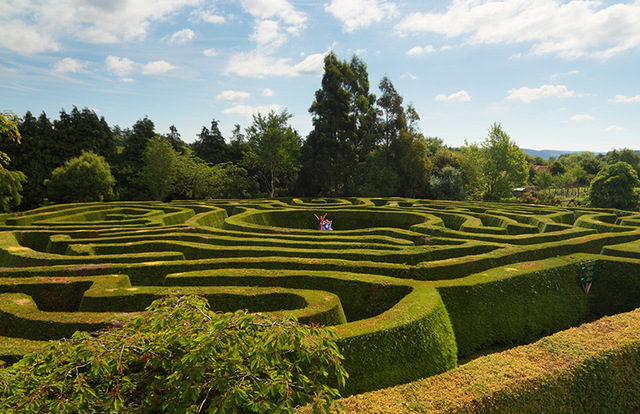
[46,150,115,203]
[589,161,639,209]
[0,112,28,212]
[0,295,347,413]
[1,55,638,211]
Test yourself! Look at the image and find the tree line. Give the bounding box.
[1,52,638,211]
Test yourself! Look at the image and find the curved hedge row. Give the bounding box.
[2,198,640,399]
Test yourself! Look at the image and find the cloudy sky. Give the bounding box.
[1,0,639,152]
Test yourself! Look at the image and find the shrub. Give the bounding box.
[0,295,347,414]
[46,151,115,203]
[589,161,639,210]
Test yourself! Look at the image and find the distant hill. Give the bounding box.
[522,149,605,160]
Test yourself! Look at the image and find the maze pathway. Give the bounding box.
[2,198,640,395]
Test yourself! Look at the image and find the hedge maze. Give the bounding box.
[2,198,640,395]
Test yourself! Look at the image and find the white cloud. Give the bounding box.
[251,20,287,49]
[165,28,195,45]
[0,20,60,54]
[216,90,251,104]
[197,10,225,24]
[407,45,435,56]
[142,60,177,75]
[606,125,624,132]
[238,0,307,52]
[222,104,283,117]
[240,0,307,28]
[105,56,135,78]
[395,0,640,59]
[325,0,399,32]
[435,90,471,103]
[0,0,202,53]
[203,48,218,57]
[570,114,593,121]
[53,57,89,73]
[262,88,275,97]
[401,72,418,80]
[507,84,576,103]
[551,70,580,80]
[226,51,325,78]
[609,94,640,103]
[0,64,17,73]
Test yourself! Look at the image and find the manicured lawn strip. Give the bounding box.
[334,307,640,413]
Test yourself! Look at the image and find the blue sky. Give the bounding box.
[1,0,639,153]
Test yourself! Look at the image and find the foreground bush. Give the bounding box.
[0,295,347,413]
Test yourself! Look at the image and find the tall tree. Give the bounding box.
[299,52,372,196]
[244,110,301,198]
[345,55,378,159]
[53,107,117,164]
[0,112,27,211]
[141,138,178,201]
[122,117,157,167]
[227,124,248,164]
[604,148,640,176]
[377,75,405,154]
[192,119,228,165]
[117,117,157,199]
[10,111,55,209]
[164,125,190,155]
[479,123,528,199]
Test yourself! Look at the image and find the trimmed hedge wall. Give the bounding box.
[333,285,458,395]
[437,256,586,357]
[335,307,640,413]
[4,198,640,401]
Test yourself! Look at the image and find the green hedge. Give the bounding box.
[80,283,348,327]
[335,307,640,413]
[437,256,586,357]
[575,213,637,233]
[0,293,124,341]
[409,230,640,281]
[225,208,439,232]
[164,269,410,322]
[334,285,457,395]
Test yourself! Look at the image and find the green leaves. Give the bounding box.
[45,150,115,204]
[0,294,346,414]
[589,161,640,209]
